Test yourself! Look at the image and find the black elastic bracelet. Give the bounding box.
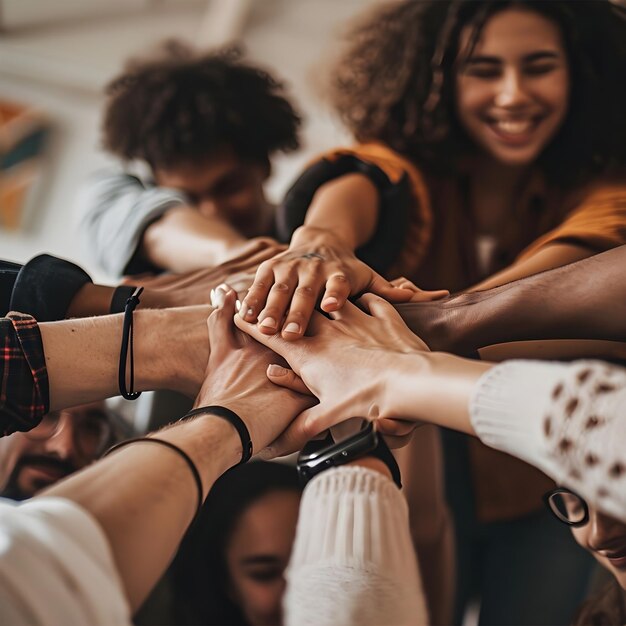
[110,285,137,314]
[182,405,253,464]
[118,286,143,400]
[104,437,203,516]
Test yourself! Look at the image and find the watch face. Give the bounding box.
[296,422,378,484]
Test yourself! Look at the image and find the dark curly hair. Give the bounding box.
[330,0,626,185]
[103,41,301,170]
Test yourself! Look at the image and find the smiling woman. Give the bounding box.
[454,7,570,168]
[249,2,626,624]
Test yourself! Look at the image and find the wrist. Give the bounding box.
[389,352,490,432]
[194,399,262,454]
[158,413,242,496]
[346,455,393,479]
[291,225,343,249]
[136,306,211,396]
[136,287,174,310]
[66,283,117,317]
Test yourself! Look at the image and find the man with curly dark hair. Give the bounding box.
[78,42,301,277]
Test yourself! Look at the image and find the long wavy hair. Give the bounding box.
[329,0,626,185]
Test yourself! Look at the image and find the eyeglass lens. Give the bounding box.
[548,491,587,524]
[23,411,112,457]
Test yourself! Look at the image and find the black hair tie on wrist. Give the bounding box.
[110,285,137,314]
[118,286,143,400]
[104,437,203,516]
[182,405,253,464]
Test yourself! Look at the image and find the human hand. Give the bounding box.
[238,226,416,340]
[195,288,316,454]
[235,293,430,456]
[127,240,286,308]
[390,276,450,302]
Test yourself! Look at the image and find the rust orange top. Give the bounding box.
[319,142,626,522]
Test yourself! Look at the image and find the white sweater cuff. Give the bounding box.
[469,360,566,479]
[289,466,413,570]
[284,466,427,626]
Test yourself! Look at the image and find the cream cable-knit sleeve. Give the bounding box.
[283,466,428,626]
[470,360,626,523]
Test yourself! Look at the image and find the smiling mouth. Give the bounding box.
[601,546,626,568]
[485,116,543,145]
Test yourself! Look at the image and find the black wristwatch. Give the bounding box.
[296,422,402,489]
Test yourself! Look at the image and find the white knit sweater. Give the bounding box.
[470,360,626,523]
[283,466,428,626]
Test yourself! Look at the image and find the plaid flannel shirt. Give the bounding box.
[0,312,49,437]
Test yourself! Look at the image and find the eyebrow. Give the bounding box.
[240,555,282,566]
[464,51,561,65]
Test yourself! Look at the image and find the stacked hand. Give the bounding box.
[195,288,316,454]
[235,293,432,457]
[238,227,419,340]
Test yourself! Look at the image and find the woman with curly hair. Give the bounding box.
[238,2,626,624]
[79,42,301,277]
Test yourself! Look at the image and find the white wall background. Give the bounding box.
[0,0,379,282]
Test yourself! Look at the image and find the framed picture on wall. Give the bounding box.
[0,99,50,231]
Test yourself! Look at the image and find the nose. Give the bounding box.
[494,68,529,109]
[586,510,625,552]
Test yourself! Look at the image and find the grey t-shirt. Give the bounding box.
[77,167,188,278]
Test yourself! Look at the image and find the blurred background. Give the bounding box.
[0,0,379,282]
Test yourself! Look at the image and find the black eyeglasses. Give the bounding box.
[543,487,590,527]
[24,409,113,458]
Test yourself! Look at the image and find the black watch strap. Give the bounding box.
[369,431,402,489]
[297,422,402,489]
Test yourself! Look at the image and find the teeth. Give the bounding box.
[493,119,533,135]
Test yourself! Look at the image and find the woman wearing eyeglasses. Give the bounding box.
[237,294,626,625]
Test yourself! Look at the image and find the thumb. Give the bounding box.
[409,288,449,302]
[369,273,415,303]
[266,364,312,395]
[262,404,335,458]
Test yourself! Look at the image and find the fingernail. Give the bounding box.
[323,297,338,307]
[240,306,254,319]
[235,300,241,312]
[268,364,289,376]
[213,289,226,307]
[259,316,277,329]
[283,322,300,334]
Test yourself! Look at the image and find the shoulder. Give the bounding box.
[322,142,427,185]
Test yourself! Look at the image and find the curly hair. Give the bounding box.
[330,0,626,184]
[103,41,301,170]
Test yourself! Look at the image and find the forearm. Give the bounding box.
[469,242,593,291]
[384,352,491,434]
[41,306,210,408]
[300,173,379,250]
[141,205,247,272]
[66,282,187,315]
[44,414,241,610]
[397,245,626,354]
